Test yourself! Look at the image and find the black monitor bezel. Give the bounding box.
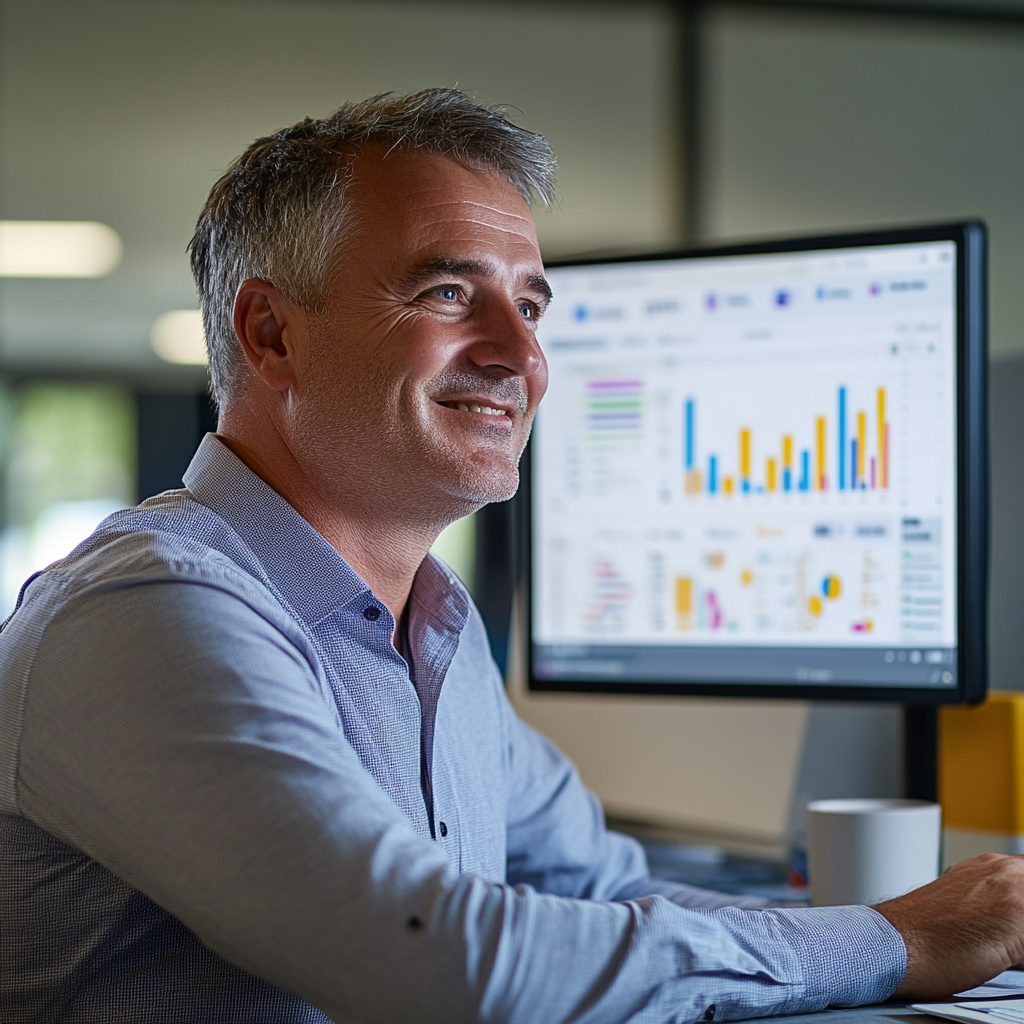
[522,220,988,705]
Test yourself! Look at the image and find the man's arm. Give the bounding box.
[500,701,769,908]
[497,665,1024,1000]
[7,574,1015,1020]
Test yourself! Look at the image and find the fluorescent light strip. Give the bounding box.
[0,221,122,277]
[151,310,207,365]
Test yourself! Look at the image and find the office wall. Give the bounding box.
[699,3,1024,359]
[990,356,1024,690]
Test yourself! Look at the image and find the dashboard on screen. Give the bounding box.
[527,223,987,703]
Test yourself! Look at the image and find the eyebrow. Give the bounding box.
[399,257,554,306]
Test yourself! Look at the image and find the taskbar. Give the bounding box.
[532,642,958,688]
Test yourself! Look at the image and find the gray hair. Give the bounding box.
[188,88,558,405]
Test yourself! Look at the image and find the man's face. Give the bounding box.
[294,148,550,517]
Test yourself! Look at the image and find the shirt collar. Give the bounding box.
[181,434,471,634]
[182,433,373,625]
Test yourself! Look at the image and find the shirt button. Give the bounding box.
[439,821,448,838]
[362,606,381,621]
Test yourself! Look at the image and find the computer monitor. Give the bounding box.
[526,222,987,704]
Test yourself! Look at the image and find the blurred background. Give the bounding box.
[2,0,1023,853]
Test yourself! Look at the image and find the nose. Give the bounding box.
[465,296,546,381]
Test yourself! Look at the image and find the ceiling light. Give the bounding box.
[151,310,207,365]
[0,221,122,277]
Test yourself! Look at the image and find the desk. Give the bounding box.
[760,1004,928,1024]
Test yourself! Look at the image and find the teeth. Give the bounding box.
[446,401,505,416]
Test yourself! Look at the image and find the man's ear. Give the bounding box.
[233,279,307,393]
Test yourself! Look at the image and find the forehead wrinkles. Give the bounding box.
[338,156,541,278]
[401,190,537,240]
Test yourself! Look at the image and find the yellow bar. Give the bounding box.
[675,577,693,629]
[815,416,826,490]
[740,428,751,480]
[782,434,793,469]
[877,388,887,488]
[857,410,866,484]
[723,475,735,496]
[766,457,777,493]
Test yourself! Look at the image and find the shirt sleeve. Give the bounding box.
[501,690,770,910]
[16,575,906,1024]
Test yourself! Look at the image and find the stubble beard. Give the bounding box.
[291,356,531,528]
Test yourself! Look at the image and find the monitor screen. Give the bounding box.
[527,222,987,703]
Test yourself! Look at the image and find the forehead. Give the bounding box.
[340,147,542,274]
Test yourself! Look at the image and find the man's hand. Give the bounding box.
[875,853,1024,1000]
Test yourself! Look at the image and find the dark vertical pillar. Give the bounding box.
[136,392,216,502]
[473,499,515,676]
[679,0,704,245]
[903,704,939,802]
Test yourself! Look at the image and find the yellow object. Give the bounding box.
[940,691,1024,834]
[815,416,826,490]
[877,387,887,487]
[807,595,823,617]
[823,574,841,600]
[675,577,693,630]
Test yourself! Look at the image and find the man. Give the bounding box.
[0,88,1022,1024]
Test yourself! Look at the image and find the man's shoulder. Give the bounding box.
[12,490,282,622]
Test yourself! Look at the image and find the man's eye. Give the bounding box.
[436,286,459,302]
[519,303,535,320]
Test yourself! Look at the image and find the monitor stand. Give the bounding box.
[903,704,939,802]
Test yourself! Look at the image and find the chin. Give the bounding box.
[444,460,520,505]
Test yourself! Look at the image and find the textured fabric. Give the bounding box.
[0,434,907,1023]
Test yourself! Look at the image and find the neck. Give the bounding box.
[215,428,445,622]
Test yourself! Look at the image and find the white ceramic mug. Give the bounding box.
[806,798,941,907]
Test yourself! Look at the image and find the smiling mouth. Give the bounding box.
[439,401,508,417]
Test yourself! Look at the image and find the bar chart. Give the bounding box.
[682,385,891,498]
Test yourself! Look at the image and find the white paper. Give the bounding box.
[913,1004,1005,1024]
[956,973,1024,999]
[914,996,1024,1024]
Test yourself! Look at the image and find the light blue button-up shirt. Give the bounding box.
[0,434,905,1023]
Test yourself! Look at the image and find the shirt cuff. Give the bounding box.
[767,904,907,1008]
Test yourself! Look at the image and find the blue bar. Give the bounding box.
[851,439,858,489]
[709,455,718,494]
[838,386,847,490]
[783,467,792,492]
[742,479,751,494]
[685,399,695,470]
[800,450,810,491]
